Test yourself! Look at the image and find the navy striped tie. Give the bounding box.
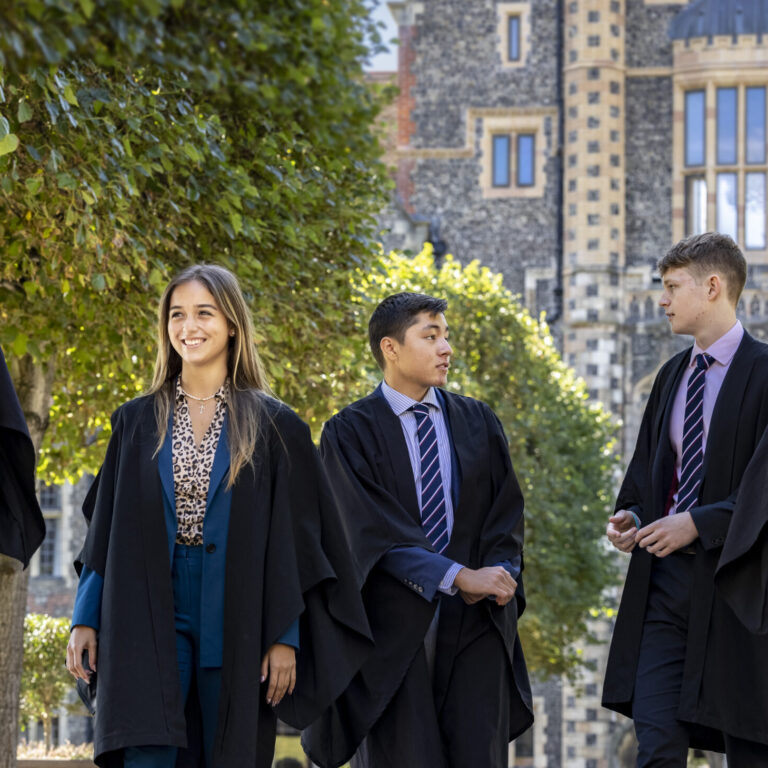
[676,352,714,513]
[411,403,450,553]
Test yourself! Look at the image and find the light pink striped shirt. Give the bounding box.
[668,320,744,515]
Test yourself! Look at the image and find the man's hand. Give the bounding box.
[260,643,296,706]
[636,512,698,558]
[66,626,97,681]
[454,566,517,606]
[607,510,639,553]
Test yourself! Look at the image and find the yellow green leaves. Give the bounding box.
[0,132,20,155]
[0,114,19,155]
[11,332,28,356]
[17,101,32,122]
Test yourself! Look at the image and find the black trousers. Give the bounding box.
[634,554,768,768]
[351,625,511,768]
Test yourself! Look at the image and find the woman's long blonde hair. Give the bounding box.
[148,264,273,487]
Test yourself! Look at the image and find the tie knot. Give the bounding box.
[695,353,714,371]
[410,403,431,419]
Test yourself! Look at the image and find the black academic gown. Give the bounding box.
[0,344,45,567]
[303,388,533,768]
[76,394,372,768]
[715,425,768,634]
[602,332,768,750]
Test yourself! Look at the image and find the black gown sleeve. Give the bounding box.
[0,345,45,567]
[317,414,434,581]
[268,408,373,730]
[76,405,125,577]
[715,425,768,633]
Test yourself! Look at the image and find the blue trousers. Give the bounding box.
[124,545,222,768]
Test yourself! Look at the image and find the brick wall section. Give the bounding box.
[409,0,560,148]
[396,158,417,215]
[383,0,561,314]
[625,0,685,68]
[625,76,673,270]
[397,24,417,148]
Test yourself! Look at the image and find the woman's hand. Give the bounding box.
[66,626,98,681]
[260,643,296,706]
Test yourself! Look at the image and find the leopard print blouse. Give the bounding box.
[172,377,228,546]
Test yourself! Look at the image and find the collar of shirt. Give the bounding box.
[380,380,441,416]
[690,320,744,368]
[175,376,229,406]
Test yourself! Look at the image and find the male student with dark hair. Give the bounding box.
[303,292,533,768]
[602,232,768,766]
[0,344,45,568]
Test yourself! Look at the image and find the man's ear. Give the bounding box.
[380,336,398,365]
[706,274,723,301]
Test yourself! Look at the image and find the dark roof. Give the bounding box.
[670,0,768,40]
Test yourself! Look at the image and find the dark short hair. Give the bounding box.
[368,292,448,370]
[658,232,747,306]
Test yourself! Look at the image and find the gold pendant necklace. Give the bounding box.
[178,384,217,414]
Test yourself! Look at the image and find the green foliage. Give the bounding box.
[0,0,389,477]
[20,613,73,751]
[347,249,619,678]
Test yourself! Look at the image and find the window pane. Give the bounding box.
[39,483,61,509]
[716,172,738,240]
[746,172,766,249]
[517,134,535,186]
[508,16,520,62]
[717,88,737,164]
[685,176,707,235]
[746,87,766,164]
[685,90,706,166]
[516,726,534,757]
[39,517,57,576]
[492,135,510,187]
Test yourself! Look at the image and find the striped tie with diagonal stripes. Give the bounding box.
[410,403,450,553]
[676,352,715,513]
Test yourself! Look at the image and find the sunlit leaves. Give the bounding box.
[0,0,389,477]
[20,614,73,742]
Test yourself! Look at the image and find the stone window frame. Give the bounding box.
[33,482,63,578]
[497,2,531,69]
[32,510,62,577]
[674,73,768,254]
[479,110,550,199]
[491,134,512,187]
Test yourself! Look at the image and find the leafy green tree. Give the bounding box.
[0,2,389,763]
[0,0,389,474]
[346,250,619,677]
[20,614,72,754]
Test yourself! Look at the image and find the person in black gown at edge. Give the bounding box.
[0,342,45,567]
[602,233,768,767]
[66,264,371,768]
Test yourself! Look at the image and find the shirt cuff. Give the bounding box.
[276,617,300,650]
[71,566,103,632]
[438,562,464,596]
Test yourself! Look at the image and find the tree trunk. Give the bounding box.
[0,560,30,768]
[42,715,51,755]
[0,355,54,768]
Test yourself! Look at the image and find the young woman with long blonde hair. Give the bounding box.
[66,264,370,768]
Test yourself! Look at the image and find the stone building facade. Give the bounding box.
[381,0,768,457]
[378,0,768,765]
